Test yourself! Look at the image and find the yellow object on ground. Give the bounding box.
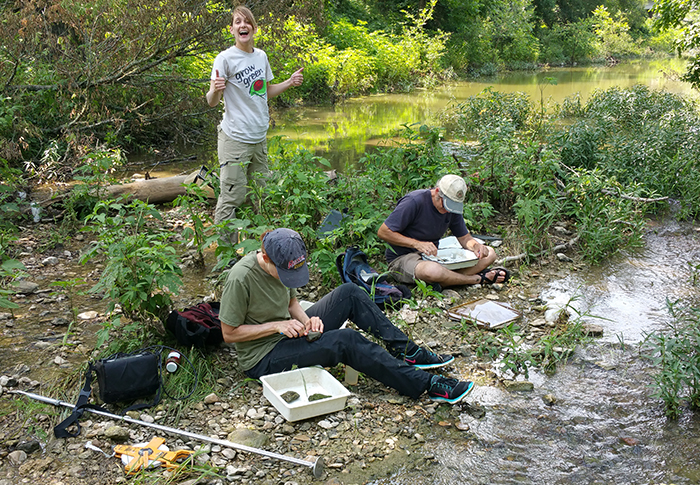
[114,436,194,475]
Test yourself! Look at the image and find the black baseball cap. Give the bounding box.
[263,228,309,288]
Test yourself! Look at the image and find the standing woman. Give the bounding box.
[207,6,303,243]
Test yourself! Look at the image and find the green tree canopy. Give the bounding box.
[653,0,700,89]
[1,0,231,169]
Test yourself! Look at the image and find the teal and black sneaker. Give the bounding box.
[394,347,455,369]
[427,375,474,404]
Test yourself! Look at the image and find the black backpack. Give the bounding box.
[165,302,224,349]
[336,247,410,307]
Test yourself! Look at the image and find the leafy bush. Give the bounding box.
[643,300,700,419]
[444,88,533,138]
[592,6,640,59]
[554,85,700,218]
[538,19,597,64]
[82,200,183,348]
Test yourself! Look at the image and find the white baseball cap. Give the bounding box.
[436,174,467,214]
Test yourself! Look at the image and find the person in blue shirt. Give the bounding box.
[378,174,509,289]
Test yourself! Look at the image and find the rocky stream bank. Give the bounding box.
[0,210,596,485]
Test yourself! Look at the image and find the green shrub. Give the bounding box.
[81,199,183,348]
[444,88,533,138]
[643,300,700,419]
[538,20,597,64]
[592,6,640,59]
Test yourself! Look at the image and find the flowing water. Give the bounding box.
[370,217,700,485]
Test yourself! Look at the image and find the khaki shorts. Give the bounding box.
[387,252,422,284]
[214,126,269,225]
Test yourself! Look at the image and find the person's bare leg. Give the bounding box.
[413,247,507,287]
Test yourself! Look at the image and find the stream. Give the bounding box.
[372,216,700,484]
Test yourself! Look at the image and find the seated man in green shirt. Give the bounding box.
[218,228,475,404]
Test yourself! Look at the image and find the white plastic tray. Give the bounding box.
[422,236,479,269]
[260,367,351,422]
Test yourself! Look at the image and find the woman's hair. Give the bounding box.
[232,6,257,31]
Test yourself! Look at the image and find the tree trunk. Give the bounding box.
[103,170,215,204]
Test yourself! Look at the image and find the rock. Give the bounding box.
[503,380,534,392]
[221,448,237,460]
[19,457,53,475]
[15,281,39,294]
[463,402,486,419]
[455,421,470,431]
[556,253,573,262]
[51,317,70,326]
[77,311,99,320]
[104,425,130,442]
[53,356,66,365]
[542,393,556,406]
[245,407,264,420]
[442,289,460,302]
[1,376,18,387]
[318,420,338,430]
[41,257,59,266]
[620,437,640,446]
[227,428,269,449]
[485,294,500,301]
[398,307,418,324]
[595,361,617,371]
[0,313,13,320]
[7,450,27,465]
[204,393,220,404]
[583,323,604,337]
[529,318,546,327]
[139,413,155,423]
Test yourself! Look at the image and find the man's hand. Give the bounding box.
[471,241,490,259]
[277,319,307,338]
[278,316,324,338]
[415,240,438,257]
[304,316,324,333]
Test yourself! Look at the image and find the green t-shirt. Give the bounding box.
[219,251,297,371]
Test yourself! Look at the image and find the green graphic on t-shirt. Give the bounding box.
[250,78,267,97]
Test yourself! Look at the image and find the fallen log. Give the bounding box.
[103,169,215,204]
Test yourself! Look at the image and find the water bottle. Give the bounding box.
[165,351,181,373]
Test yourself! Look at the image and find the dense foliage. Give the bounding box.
[0,0,685,173]
[652,0,700,89]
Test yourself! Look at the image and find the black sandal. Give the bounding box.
[476,267,510,285]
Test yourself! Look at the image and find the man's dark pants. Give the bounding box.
[246,283,432,399]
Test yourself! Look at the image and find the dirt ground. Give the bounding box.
[0,210,581,485]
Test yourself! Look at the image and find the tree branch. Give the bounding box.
[496,235,580,266]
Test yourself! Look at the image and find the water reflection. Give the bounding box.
[269,58,694,169]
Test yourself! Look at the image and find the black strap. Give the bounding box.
[54,364,100,438]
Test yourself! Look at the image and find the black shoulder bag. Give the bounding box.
[54,349,162,438]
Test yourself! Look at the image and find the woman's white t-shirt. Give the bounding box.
[211,46,274,144]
